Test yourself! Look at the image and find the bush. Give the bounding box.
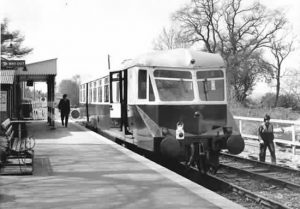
[260,93,275,108]
[278,94,299,110]
[260,93,300,110]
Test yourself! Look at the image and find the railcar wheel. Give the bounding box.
[160,135,181,159]
[196,143,207,174]
[207,165,218,175]
[206,150,220,174]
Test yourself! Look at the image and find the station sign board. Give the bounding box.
[1,60,25,69]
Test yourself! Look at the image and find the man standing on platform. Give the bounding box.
[58,94,70,127]
[258,114,277,164]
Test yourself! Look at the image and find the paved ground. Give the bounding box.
[0,121,245,209]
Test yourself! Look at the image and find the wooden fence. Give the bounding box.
[234,116,300,155]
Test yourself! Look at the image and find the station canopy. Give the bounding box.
[16,58,57,82]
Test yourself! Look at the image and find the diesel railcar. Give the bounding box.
[79,49,244,173]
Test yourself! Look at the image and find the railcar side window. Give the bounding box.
[88,83,92,103]
[81,84,86,103]
[154,70,194,101]
[104,86,109,102]
[116,82,120,102]
[138,70,147,99]
[197,70,224,101]
[93,81,97,102]
[79,85,82,102]
[98,80,102,102]
[104,77,109,102]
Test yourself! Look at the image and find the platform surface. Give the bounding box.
[0,121,245,209]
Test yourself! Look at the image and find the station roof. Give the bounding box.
[16,58,57,81]
[115,48,225,71]
[0,70,15,84]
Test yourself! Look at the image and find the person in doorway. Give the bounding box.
[58,94,70,127]
[258,114,277,164]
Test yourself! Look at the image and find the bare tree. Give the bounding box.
[282,68,300,91]
[153,25,192,50]
[172,0,288,102]
[266,36,294,107]
[172,0,220,53]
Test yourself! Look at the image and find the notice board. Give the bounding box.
[0,91,7,111]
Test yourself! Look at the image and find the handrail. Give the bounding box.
[233,116,300,155]
[234,116,300,125]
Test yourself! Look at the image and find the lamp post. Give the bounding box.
[1,33,13,42]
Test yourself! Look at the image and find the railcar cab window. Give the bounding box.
[197,70,225,101]
[149,78,155,101]
[154,70,194,101]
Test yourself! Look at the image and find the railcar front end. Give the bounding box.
[126,66,244,173]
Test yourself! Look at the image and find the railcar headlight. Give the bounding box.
[162,127,169,136]
[223,126,233,135]
[176,122,184,140]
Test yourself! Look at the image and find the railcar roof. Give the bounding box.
[113,48,225,71]
[81,49,225,85]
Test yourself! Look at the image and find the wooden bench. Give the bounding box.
[0,118,35,175]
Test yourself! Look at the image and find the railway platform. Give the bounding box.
[0,121,245,209]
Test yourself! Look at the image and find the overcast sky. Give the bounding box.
[1,0,300,89]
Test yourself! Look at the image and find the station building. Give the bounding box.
[0,57,57,127]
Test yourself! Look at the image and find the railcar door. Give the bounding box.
[109,70,129,133]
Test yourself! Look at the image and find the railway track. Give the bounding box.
[145,151,300,209]
[152,157,289,209]
[219,153,300,187]
[212,152,300,209]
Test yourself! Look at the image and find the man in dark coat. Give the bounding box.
[258,114,276,163]
[58,94,70,127]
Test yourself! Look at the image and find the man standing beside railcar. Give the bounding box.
[58,94,70,127]
[258,114,276,164]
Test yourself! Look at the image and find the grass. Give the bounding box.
[229,103,300,137]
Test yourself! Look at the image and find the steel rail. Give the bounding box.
[218,163,300,191]
[220,152,300,173]
[150,156,293,209]
[206,173,291,209]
